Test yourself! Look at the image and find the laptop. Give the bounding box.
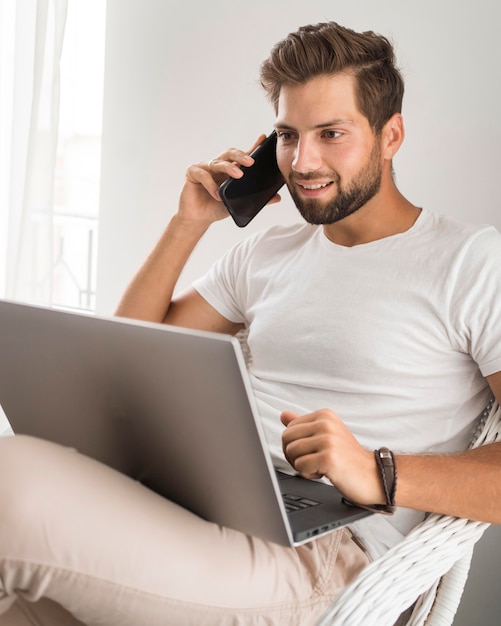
[0,299,371,546]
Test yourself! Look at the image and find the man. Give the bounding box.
[1,21,500,626]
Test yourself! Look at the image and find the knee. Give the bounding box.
[0,434,57,491]
[0,435,76,537]
[0,435,37,497]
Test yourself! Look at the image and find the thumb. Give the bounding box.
[280,410,300,427]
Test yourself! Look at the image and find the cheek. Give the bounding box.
[276,146,292,175]
[333,144,353,161]
[328,145,366,175]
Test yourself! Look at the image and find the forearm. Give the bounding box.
[115,143,261,324]
[115,214,209,323]
[395,442,501,523]
[281,408,501,524]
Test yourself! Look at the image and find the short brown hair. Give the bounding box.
[260,22,404,133]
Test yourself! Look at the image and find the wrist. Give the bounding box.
[343,447,398,515]
[170,212,212,238]
[374,448,397,511]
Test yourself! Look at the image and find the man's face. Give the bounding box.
[275,73,383,225]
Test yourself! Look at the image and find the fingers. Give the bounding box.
[183,134,267,208]
[185,146,256,202]
[281,410,384,504]
[280,410,299,426]
[267,193,282,206]
[209,150,254,171]
[205,147,255,179]
[184,163,222,201]
[287,453,327,481]
[248,133,267,153]
[283,436,329,480]
[200,134,269,184]
[281,410,339,479]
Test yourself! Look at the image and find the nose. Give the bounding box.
[291,136,322,174]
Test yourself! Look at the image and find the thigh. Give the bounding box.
[0,436,368,625]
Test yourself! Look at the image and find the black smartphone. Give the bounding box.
[219,131,285,228]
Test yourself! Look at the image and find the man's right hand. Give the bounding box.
[115,138,268,327]
[178,136,267,227]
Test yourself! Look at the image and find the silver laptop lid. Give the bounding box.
[0,300,294,545]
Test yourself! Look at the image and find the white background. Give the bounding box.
[97,0,501,314]
[97,1,501,622]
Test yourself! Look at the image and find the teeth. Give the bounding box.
[301,183,330,190]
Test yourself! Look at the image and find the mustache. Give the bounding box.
[289,170,340,183]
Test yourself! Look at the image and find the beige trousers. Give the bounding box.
[0,436,369,626]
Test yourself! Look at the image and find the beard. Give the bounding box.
[287,142,383,225]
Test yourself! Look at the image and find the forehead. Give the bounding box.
[276,73,365,128]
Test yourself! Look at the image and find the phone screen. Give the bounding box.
[219,131,285,227]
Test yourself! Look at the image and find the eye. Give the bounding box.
[276,130,296,143]
[322,130,342,140]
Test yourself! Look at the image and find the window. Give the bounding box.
[49,1,106,311]
[0,0,106,312]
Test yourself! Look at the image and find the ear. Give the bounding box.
[381,113,405,160]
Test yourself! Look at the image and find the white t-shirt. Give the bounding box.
[193,209,501,558]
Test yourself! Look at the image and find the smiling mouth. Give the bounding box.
[299,182,332,190]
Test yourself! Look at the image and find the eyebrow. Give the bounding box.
[274,119,356,130]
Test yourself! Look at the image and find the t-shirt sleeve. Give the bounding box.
[448,226,501,377]
[192,235,257,324]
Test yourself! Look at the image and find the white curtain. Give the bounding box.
[0,0,68,305]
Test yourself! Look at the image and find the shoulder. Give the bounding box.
[420,211,501,262]
[425,210,499,244]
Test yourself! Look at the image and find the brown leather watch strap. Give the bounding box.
[342,447,397,515]
[375,447,397,509]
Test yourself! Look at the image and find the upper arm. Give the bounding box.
[487,371,501,405]
[164,287,244,335]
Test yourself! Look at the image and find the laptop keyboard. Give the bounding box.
[283,493,321,513]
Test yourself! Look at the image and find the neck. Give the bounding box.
[322,180,421,247]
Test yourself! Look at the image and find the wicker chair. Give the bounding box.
[235,330,501,625]
[317,398,501,626]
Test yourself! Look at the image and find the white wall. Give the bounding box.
[97,0,501,314]
[97,0,501,622]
